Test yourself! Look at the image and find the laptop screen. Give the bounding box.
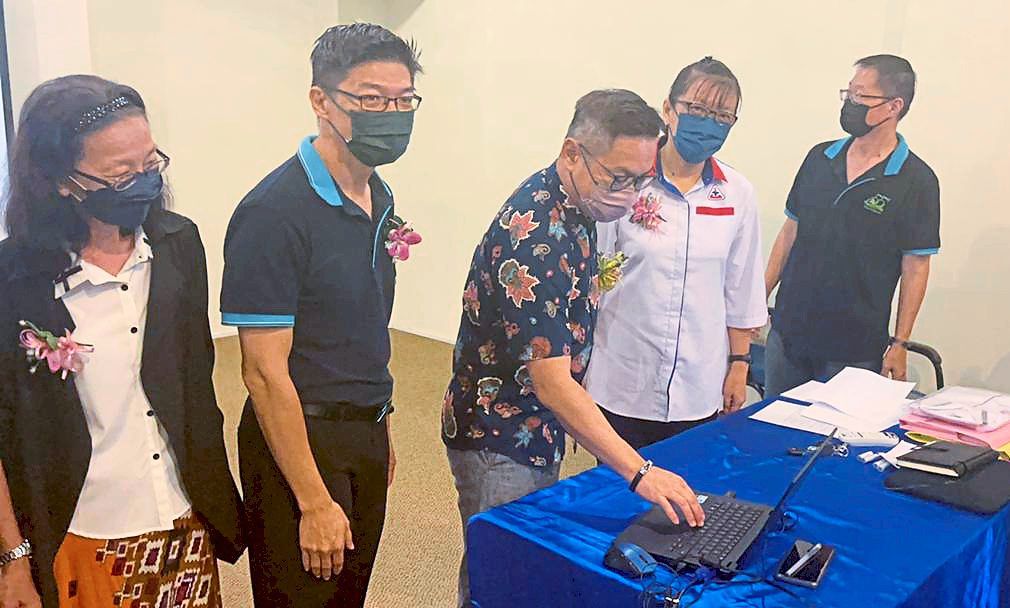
[769,428,837,519]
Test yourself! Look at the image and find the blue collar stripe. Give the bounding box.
[701,160,714,186]
[654,150,685,197]
[824,134,910,176]
[297,136,345,207]
[884,134,909,176]
[824,137,850,160]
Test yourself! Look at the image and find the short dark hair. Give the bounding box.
[855,54,916,119]
[667,56,742,113]
[311,23,423,90]
[565,89,663,153]
[3,75,166,252]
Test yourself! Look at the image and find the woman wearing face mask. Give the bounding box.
[584,58,768,449]
[0,75,243,607]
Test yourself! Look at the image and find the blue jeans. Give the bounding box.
[446,447,560,608]
[764,328,883,397]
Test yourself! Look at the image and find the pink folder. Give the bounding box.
[900,411,1010,449]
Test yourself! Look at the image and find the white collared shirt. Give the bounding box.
[57,231,191,539]
[584,158,767,422]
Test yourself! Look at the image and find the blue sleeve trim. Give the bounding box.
[222,312,295,327]
[903,247,939,256]
[784,209,799,221]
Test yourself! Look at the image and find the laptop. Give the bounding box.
[611,429,836,573]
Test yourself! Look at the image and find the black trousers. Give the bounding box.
[601,407,718,451]
[239,401,389,608]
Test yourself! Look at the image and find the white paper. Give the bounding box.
[781,380,826,403]
[801,399,909,433]
[811,367,915,420]
[881,440,918,467]
[750,400,840,435]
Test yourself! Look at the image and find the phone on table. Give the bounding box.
[775,539,835,589]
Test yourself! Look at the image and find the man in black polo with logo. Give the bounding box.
[220,24,422,607]
[765,54,940,396]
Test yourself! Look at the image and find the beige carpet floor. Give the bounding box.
[212,330,596,607]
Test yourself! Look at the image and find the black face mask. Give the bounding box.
[78,171,163,230]
[839,99,890,137]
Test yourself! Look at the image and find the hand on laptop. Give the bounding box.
[634,467,705,527]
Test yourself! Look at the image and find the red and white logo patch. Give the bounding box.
[708,186,725,201]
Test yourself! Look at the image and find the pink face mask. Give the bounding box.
[579,187,638,222]
[569,170,638,223]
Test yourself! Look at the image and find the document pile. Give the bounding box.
[796,368,915,432]
[901,387,1010,450]
[750,367,916,434]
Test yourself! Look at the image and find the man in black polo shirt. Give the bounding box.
[765,54,940,396]
[220,24,422,607]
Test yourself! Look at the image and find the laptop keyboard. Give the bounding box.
[666,498,765,566]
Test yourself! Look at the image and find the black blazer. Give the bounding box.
[0,210,245,606]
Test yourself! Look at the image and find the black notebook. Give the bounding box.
[886,460,1010,514]
[895,440,999,478]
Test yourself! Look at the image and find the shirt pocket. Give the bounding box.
[691,205,738,262]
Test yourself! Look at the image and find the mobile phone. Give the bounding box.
[775,539,835,589]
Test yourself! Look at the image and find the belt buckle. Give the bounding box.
[375,401,394,423]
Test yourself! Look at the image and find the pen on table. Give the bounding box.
[786,542,823,577]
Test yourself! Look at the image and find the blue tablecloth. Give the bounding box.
[468,399,1010,607]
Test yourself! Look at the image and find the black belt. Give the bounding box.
[302,400,394,423]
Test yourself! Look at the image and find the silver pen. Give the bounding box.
[786,543,823,577]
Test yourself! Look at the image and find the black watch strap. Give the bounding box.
[629,460,653,493]
[728,354,752,364]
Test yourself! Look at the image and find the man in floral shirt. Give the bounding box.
[442,89,706,607]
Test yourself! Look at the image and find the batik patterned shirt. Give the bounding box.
[442,164,600,468]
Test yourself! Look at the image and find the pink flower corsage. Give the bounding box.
[18,320,92,379]
[385,215,422,262]
[630,193,665,231]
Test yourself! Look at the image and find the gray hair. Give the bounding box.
[565,89,663,153]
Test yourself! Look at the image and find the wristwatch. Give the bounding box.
[0,539,31,567]
[889,337,910,349]
[629,460,653,493]
[728,354,752,365]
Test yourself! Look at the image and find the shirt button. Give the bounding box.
[153,453,160,460]
[147,410,155,417]
[121,284,129,291]
[130,327,139,334]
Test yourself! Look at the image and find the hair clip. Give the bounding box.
[75,96,131,133]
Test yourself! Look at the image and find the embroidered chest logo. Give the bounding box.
[863,193,891,215]
[708,186,725,201]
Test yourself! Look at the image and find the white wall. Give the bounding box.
[7,1,1009,390]
[3,0,94,239]
[84,0,341,337]
[6,0,93,116]
[360,0,1010,391]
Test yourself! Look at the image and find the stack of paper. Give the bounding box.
[780,380,827,403]
[799,368,915,432]
[749,400,837,436]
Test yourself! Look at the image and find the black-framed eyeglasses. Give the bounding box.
[72,149,171,192]
[578,144,655,192]
[334,89,422,112]
[839,89,895,105]
[675,99,738,126]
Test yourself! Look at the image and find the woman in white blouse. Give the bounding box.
[0,75,243,607]
[584,57,768,449]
